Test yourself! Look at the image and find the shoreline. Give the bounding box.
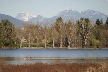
[0,46,108,49]
[3,47,108,50]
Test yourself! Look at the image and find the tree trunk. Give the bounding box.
[68,41,70,48]
[52,38,55,48]
[82,41,85,48]
[60,34,62,48]
[20,40,22,48]
[28,33,30,48]
[45,35,46,48]
[36,36,38,47]
[106,38,108,47]
[82,35,85,48]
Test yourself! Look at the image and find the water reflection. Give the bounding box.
[0,49,108,65]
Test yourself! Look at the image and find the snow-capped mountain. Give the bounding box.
[16,12,37,21]
[29,15,45,23]
[54,9,107,23]
[54,8,81,22]
[0,9,107,27]
[16,9,108,24]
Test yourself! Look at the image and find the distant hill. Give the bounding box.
[0,14,25,27]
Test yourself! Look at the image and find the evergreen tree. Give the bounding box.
[106,17,108,24]
[54,17,64,48]
[65,20,75,48]
[105,17,108,30]
[102,17,108,47]
[94,19,103,40]
[96,19,103,29]
[93,19,103,48]
[96,19,101,26]
[0,19,16,48]
[0,31,3,47]
[65,37,69,47]
[76,18,91,48]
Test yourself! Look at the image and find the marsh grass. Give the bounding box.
[0,59,108,72]
[0,57,7,64]
[0,62,102,72]
[86,60,108,72]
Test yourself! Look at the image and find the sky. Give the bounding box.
[0,0,108,18]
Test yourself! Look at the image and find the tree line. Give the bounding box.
[0,17,108,49]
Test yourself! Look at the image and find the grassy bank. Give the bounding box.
[0,61,108,72]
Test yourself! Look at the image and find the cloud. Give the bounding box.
[106,0,108,2]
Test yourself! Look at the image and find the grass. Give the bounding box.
[21,42,52,48]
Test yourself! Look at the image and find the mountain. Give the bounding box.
[0,14,25,27]
[16,9,108,24]
[0,9,107,28]
[53,9,108,23]
[29,15,45,23]
[16,12,37,21]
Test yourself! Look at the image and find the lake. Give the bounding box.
[0,49,108,65]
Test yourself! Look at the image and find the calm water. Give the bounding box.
[0,49,108,64]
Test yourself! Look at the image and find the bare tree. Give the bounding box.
[24,23,33,48]
[16,27,25,48]
[50,24,59,48]
[42,23,50,48]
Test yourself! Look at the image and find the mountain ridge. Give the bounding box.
[16,9,108,23]
[0,9,108,28]
[0,13,25,27]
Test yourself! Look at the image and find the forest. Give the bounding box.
[0,17,108,49]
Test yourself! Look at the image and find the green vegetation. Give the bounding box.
[0,17,108,49]
[0,19,17,49]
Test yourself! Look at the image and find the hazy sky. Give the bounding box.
[0,0,108,18]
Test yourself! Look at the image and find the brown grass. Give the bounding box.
[0,62,103,72]
[0,59,108,72]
